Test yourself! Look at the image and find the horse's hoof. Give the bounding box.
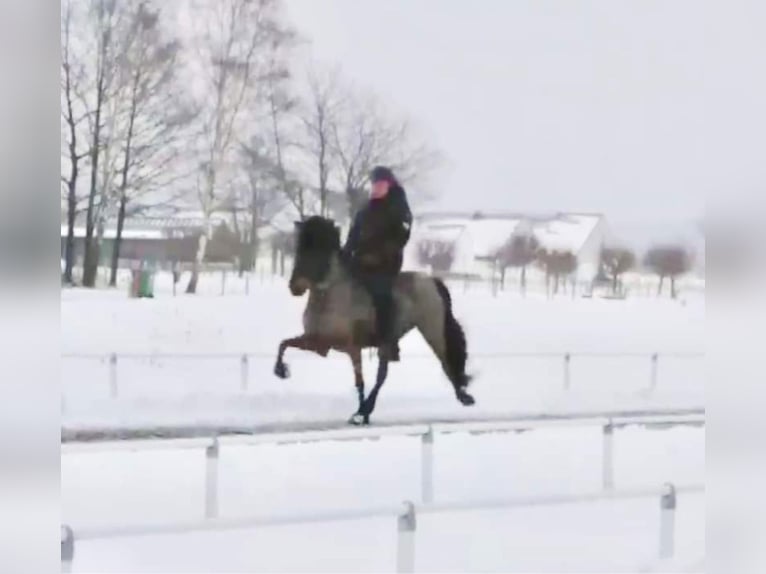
[274,362,290,379]
[457,391,475,406]
[348,413,366,425]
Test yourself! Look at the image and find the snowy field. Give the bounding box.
[62,425,705,573]
[62,272,704,434]
[61,273,705,572]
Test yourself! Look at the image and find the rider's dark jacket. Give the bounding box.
[342,184,413,276]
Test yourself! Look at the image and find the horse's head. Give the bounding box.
[289,216,342,296]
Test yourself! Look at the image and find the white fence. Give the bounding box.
[61,411,704,572]
[61,483,703,573]
[61,350,703,399]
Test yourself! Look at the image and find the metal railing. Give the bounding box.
[60,350,703,399]
[60,483,704,573]
[62,411,704,518]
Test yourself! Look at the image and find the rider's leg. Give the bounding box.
[373,275,399,361]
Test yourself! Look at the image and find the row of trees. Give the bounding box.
[61,0,439,291]
[417,233,694,298]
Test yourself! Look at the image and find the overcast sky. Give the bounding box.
[283,0,764,241]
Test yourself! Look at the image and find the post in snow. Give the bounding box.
[108,353,118,399]
[421,426,434,504]
[396,502,417,573]
[602,422,614,491]
[61,525,74,573]
[240,354,249,392]
[649,353,659,392]
[205,437,220,519]
[659,482,676,560]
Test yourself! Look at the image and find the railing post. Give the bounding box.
[61,525,74,573]
[421,426,434,504]
[659,483,676,559]
[649,353,659,392]
[602,422,614,490]
[396,502,416,573]
[240,354,249,392]
[109,353,118,399]
[563,353,571,391]
[205,438,220,518]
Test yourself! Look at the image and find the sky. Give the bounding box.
[283,0,764,244]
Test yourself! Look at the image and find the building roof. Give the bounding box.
[534,213,605,253]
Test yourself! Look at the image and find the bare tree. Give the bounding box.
[61,0,91,284]
[644,245,692,298]
[296,67,343,217]
[184,0,293,293]
[262,43,306,220]
[78,0,128,287]
[417,239,456,274]
[496,233,540,293]
[331,90,442,220]
[600,246,636,295]
[538,248,578,296]
[107,2,192,286]
[234,137,287,273]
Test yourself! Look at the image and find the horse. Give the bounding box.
[273,215,475,425]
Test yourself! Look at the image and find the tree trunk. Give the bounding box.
[612,272,618,294]
[109,194,127,287]
[657,275,664,296]
[520,265,527,295]
[249,228,258,273]
[83,69,107,287]
[186,229,209,294]
[271,242,278,275]
[64,185,77,284]
[82,238,99,287]
[500,266,506,290]
[671,276,677,299]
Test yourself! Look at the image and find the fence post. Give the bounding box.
[563,353,571,391]
[205,438,220,518]
[61,525,74,573]
[109,353,118,399]
[245,273,250,295]
[240,354,249,392]
[659,483,676,559]
[421,426,434,504]
[396,502,416,573]
[602,422,614,490]
[221,270,227,296]
[649,353,659,392]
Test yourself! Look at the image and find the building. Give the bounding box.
[403,211,610,281]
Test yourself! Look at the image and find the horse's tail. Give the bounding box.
[433,278,471,388]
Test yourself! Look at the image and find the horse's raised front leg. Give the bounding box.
[347,346,367,425]
[359,357,390,424]
[274,334,330,379]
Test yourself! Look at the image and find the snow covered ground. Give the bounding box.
[61,274,705,572]
[62,425,704,572]
[62,274,703,433]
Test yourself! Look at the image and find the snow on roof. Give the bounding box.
[465,218,523,257]
[60,225,165,240]
[414,220,468,243]
[533,214,603,253]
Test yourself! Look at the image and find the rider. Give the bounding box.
[342,166,413,361]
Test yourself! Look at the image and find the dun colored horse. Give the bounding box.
[274,216,475,424]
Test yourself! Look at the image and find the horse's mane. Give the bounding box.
[297,216,341,253]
